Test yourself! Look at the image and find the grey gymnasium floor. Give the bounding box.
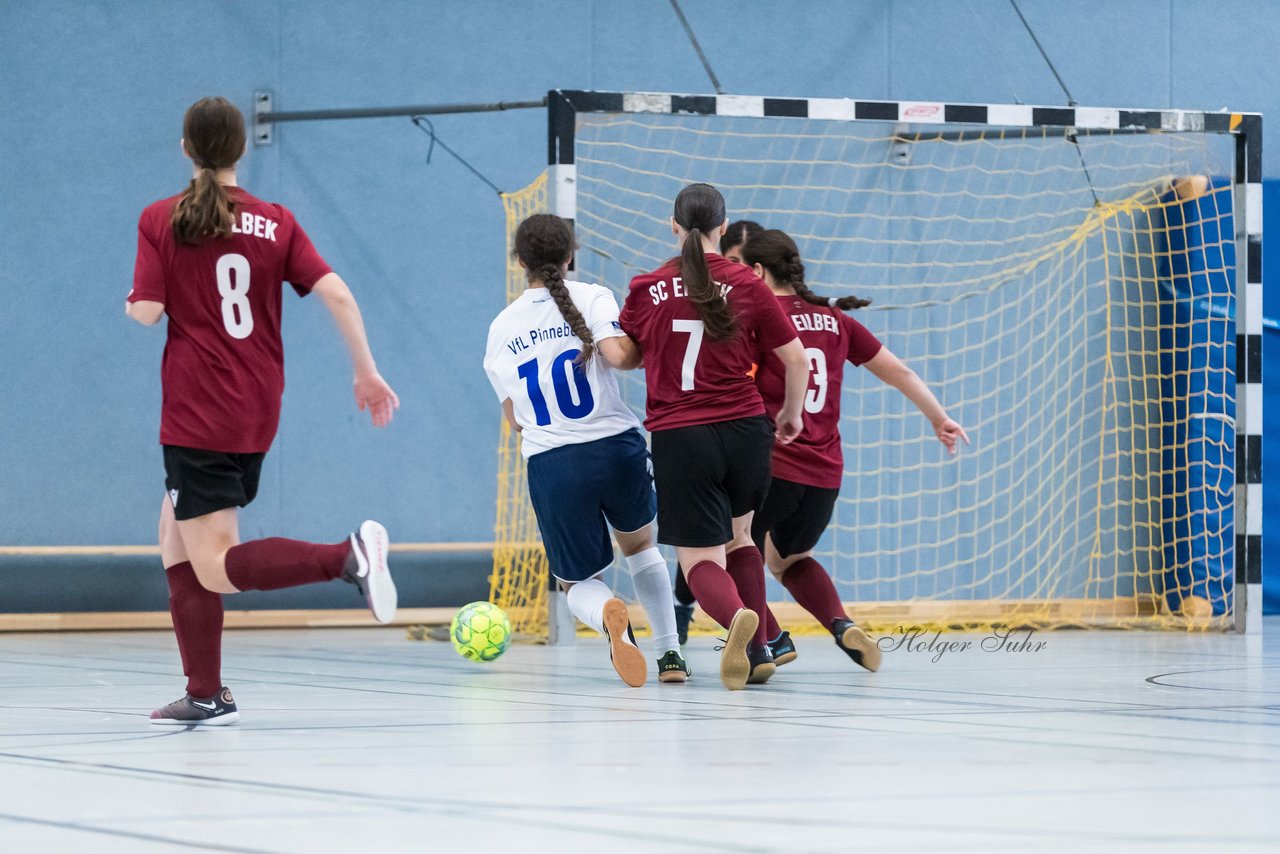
[1,621,1278,854]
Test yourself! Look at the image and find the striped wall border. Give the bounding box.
[546,90,1262,630]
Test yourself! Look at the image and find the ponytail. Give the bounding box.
[170,96,246,245]
[743,229,871,312]
[172,167,236,245]
[680,227,737,341]
[513,214,593,365]
[673,182,737,341]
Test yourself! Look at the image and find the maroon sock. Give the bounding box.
[224,538,350,592]
[684,560,746,631]
[725,546,769,646]
[781,557,847,630]
[763,605,783,643]
[165,561,223,698]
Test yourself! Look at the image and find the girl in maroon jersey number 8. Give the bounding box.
[126,97,400,726]
[618,184,809,691]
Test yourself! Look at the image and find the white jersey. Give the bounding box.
[484,280,641,458]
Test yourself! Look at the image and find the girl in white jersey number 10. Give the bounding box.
[484,215,689,686]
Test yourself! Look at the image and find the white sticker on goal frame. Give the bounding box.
[808,98,856,121]
[716,95,764,117]
[1073,108,1119,129]
[986,104,1033,127]
[623,93,672,114]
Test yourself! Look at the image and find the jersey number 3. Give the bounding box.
[216,253,254,340]
[804,347,829,413]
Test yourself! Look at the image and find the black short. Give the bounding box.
[163,445,265,521]
[650,415,774,548]
[750,477,840,558]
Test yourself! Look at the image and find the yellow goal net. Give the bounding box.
[491,95,1259,638]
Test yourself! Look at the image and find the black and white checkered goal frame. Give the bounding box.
[546,89,1262,629]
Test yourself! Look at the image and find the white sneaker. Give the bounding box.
[345,520,397,623]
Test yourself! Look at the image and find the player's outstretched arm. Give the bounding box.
[864,347,969,455]
[126,299,165,326]
[311,272,400,428]
[773,338,807,444]
[597,335,643,370]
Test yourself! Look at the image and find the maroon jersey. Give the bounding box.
[621,253,797,432]
[129,188,332,453]
[755,296,883,488]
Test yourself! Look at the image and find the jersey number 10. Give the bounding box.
[216,253,254,340]
[517,349,595,426]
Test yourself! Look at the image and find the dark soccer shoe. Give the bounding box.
[657,650,690,683]
[769,630,798,666]
[342,520,397,624]
[832,618,882,672]
[746,642,777,685]
[674,602,695,646]
[150,687,240,726]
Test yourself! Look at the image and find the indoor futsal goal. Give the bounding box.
[491,90,1263,640]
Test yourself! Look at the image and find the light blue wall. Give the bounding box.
[1,0,1276,553]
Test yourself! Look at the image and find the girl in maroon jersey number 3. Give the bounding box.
[746,229,969,674]
[127,97,400,726]
[619,184,808,691]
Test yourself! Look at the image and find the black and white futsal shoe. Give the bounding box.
[150,687,240,726]
[832,618,882,672]
[343,519,397,623]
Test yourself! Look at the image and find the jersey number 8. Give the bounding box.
[216,253,254,340]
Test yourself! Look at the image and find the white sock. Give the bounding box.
[565,577,612,636]
[626,548,680,656]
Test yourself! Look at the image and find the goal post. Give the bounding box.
[493,89,1262,639]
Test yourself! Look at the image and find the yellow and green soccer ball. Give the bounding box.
[450,601,511,662]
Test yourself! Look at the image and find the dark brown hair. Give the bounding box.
[673,183,736,341]
[171,97,246,245]
[720,220,764,256]
[514,214,593,365]
[743,229,871,311]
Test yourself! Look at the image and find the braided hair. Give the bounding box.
[742,229,871,311]
[513,214,594,365]
[673,183,737,341]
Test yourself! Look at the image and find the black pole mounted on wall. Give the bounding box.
[252,91,546,145]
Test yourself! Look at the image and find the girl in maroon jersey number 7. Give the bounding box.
[745,229,969,675]
[618,183,808,691]
[126,97,400,727]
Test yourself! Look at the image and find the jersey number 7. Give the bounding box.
[671,319,704,391]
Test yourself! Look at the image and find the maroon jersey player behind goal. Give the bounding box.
[619,183,808,691]
[746,229,969,673]
[127,97,400,726]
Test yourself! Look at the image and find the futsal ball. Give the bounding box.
[450,601,511,662]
